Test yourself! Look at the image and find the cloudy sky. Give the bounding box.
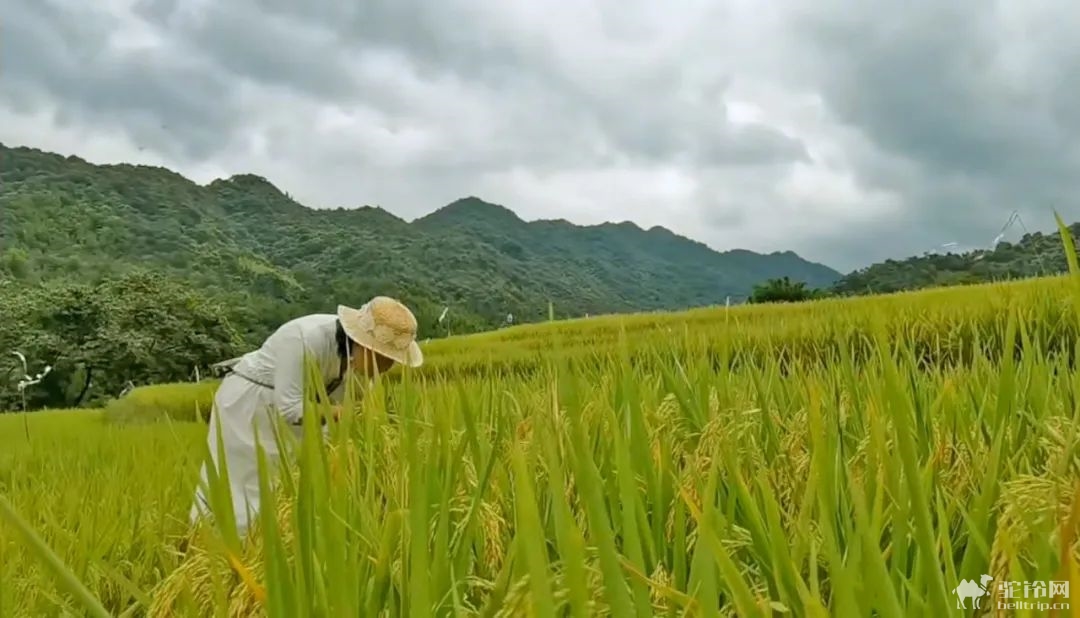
[5,0,1079,272]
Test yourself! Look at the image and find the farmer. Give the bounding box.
[188,297,424,535]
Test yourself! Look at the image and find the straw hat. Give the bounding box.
[337,297,424,368]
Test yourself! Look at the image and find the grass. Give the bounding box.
[102,381,220,424]
[2,219,1080,616]
[0,410,205,615]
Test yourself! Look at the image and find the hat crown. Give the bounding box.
[346,298,417,351]
[365,296,417,336]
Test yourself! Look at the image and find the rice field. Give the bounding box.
[3,232,1080,616]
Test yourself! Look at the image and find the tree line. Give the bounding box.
[0,272,242,411]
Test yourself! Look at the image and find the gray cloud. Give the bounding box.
[163,0,808,171]
[5,0,241,160]
[787,0,1080,257]
[3,0,1079,273]
[798,1,1060,178]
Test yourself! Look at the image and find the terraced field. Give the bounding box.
[3,267,1080,616]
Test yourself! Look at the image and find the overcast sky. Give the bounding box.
[5,0,1079,272]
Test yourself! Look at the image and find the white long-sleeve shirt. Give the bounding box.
[230,313,347,423]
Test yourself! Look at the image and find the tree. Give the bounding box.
[749,277,827,304]
[0,272,243,411]
[0,247,30,279]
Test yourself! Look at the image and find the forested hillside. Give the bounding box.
[0,142,839,409]
[831,224,1080,295]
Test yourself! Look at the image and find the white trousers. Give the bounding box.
[188,375,302,537]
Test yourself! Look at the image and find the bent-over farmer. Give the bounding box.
[189,296,424,535]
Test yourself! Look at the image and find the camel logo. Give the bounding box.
[954,574,993,609]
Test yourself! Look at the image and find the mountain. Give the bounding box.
[413,197,840,309]
[0,142,840,344]
[830,224,1080,295]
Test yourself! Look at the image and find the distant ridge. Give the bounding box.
[0,141,841,341]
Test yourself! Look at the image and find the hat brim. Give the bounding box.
[404,341,423,368]
[353,339,423,368]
